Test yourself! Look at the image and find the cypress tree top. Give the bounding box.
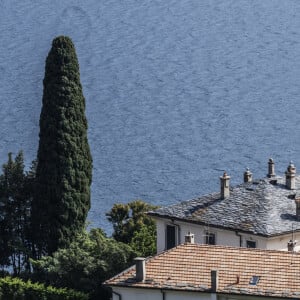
[32,36,92,256]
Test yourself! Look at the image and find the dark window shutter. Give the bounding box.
[166,225,176,249]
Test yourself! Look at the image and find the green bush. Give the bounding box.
[0,277,88,300]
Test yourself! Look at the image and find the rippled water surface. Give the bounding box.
[1,0,300,232]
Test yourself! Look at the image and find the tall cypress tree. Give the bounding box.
[31,36,92,256]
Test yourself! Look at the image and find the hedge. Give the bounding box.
[0,276,88,300]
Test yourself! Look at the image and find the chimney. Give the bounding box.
[287,240,296,252]
[286,161,296,190]
[267,158,276,178]
[185,232,195,244]
[244,168,252,183]
[135,257,146,282]
[295,196,300,221]
[211,270,219,292]
[220,172,230,199]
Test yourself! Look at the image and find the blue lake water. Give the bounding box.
[1,0,300,233]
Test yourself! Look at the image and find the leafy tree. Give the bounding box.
[106,200,158,256]
[130,224,156,257]
[0,152,34,274]
[31,229,137,300]
[31,36,92,256]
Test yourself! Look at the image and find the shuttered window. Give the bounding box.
[205,232,216,245]
[166,225,176,250]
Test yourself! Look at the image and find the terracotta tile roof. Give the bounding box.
[148,176,300,236]
[105,244,300,298]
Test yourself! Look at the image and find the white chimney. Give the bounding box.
[135,257,146,282]
[286,161,296,190]
[185,232,195,244]
[220,172,230,199]
[244,168,252,183]
[267,158,276,178]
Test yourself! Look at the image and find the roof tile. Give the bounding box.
[105,244,300,298]
[148,176,300,236]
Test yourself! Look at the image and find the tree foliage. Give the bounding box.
[31,36,92,256]
[31,229,137,300]
[0,276,88,300]
[106,200,158,256]
[0,152,35,274]
[130,224,156,257]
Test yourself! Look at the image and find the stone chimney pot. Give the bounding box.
[135,257,146,282]
[244,167,252,183]
[267,158,276,178]
[287,240,296,252]
[220,172,230,199]
[295,197,300,221]
[211,270,219,292]
[185,232,195,244]
[286,161,296,190]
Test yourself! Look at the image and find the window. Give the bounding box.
[205,232,216,245]
[249,276,260,285]
[246,240,256,248]
[166,225,176,250]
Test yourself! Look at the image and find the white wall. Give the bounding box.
[112,287,277,300]
[112,287,212,300]
[156,218,166,253]
[266,233,300,251]
[155,217,271,253]
[164,290,212,300]
[112,287,161,300]
[219,295,277,300]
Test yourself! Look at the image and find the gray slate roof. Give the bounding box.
[148,176,300,237]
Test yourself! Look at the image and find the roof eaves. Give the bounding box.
[106,282,299,299]
[104,283,212,293]
[148,213,270,237]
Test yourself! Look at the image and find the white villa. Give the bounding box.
[105,159,300,300]
[148,159,300,253]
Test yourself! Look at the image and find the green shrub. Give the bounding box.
[0,276,88,300]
